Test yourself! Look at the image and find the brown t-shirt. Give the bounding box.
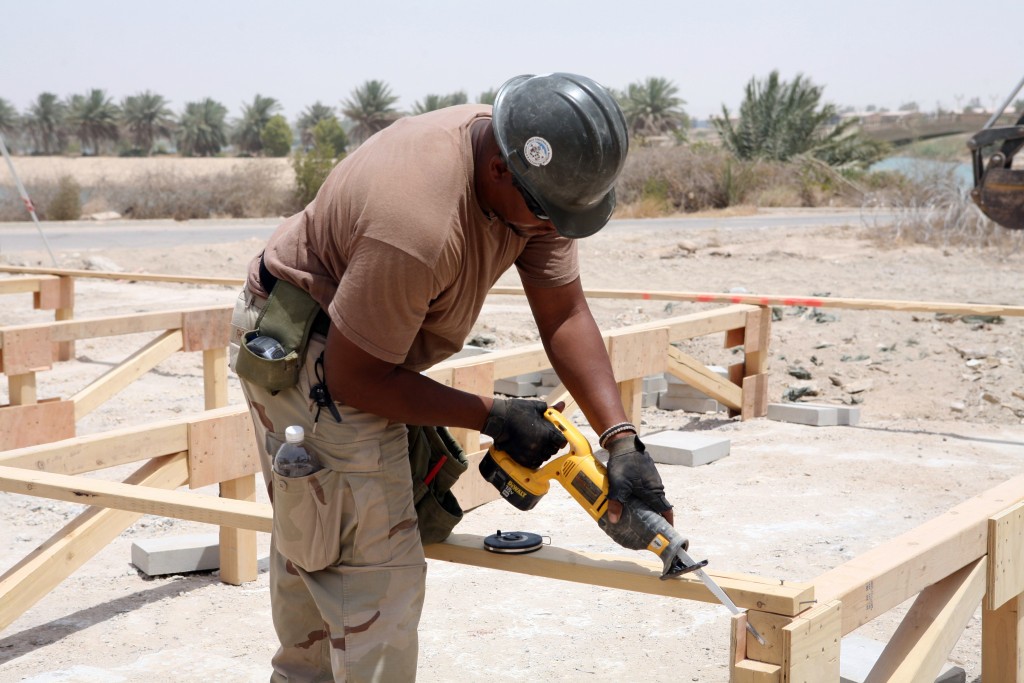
[249,105,579,372]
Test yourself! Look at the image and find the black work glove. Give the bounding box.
[606,434,672,515]
[482,398,567,469]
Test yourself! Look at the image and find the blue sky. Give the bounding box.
[4,0,1022,122]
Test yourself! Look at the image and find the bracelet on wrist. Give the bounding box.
[599,421,637,449]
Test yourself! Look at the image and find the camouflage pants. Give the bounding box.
[230,288,426,683]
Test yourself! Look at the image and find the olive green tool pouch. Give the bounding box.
[235,281,323,392]
[407,425,468,544]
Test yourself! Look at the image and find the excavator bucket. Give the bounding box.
[968,115,1024,230]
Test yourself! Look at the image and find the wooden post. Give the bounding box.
[55,276,75,360]
[982,502,1024,680]
[8,372,37,405]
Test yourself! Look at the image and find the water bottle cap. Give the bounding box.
[285,425,304,443]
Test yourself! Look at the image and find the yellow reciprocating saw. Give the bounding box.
[478,407,766,645]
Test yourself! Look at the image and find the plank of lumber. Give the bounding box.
[0,306,230,346]
[72,329,183,420]
[425,533,814,615]
[492,286,1024,317]
[0,464,813,614]
[0,276,55,295]
[814,473,1024,635]
[0,464,273,532]
[0,265,243,287]
[0,453,189,631]
[0,407,246,474]
[865,558,987,683]
[666,345,742,409]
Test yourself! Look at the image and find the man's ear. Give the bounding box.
[488,154,510,181]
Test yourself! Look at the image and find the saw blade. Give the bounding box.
[676,548,766,646]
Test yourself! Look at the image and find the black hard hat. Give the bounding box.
[492,73,629,238]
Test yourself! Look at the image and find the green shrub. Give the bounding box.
[292,119,345,207]
[46,175,82,220]
[261,115,293,157]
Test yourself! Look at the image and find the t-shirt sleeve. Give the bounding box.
[514,231,580,288]
[327,237,440,365]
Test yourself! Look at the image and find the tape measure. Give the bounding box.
[483,530,544,554]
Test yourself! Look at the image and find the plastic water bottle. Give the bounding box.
[273,426,322,477]
[247,334,287,360]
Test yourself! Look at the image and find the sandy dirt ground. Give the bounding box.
[1,210,1022,682]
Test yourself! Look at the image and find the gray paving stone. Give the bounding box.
[642,430,730,467]
[766,403,839,426]
[131,533,220,577]
[658,395,721,413]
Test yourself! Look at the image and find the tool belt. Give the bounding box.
[235,265,328,392]
[407,425,468,544]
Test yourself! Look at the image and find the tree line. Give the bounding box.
[0,72,889,169]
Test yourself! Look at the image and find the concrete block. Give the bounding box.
[540,369,560,387]
[839,634,965,683]
[494,378,540,397]
[643,375,668,393]
[658,395,720,413]
[767,403,838,426]
[798,403,861,426]
[131,533,220,577]
[642,431,730,467]
[664,383,714,399]
[642,391,661,408]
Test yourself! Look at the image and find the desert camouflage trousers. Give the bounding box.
[230,288,427,683]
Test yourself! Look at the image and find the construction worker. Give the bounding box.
[229,72,674,682]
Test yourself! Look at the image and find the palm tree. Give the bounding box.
[120,91,175,154]
[619,77,690,144]
[176,98,228,156]
[24,92,67,154]
[66,89,120,155]
[713,70,884,168]
[233,94,282,156]
[0,98,19,139]
[412,91,468,115]
[341,80,400,146]
[296,101,336,150]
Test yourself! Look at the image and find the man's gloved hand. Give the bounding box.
[606,434,674,525]
[482,398,567,469]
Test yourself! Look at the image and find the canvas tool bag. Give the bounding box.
[235,280,323,392]
[406,424,468,544]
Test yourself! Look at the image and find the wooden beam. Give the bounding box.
[0,265,244,287]
[983,595,1023,682]
[666,345,742,409]
[813,472,1024,635]
[0,307,226,346]
[987,500,1024,610]
[0,464,273,532]
[0,275,52,296]
[0,418,189,474]
[865,558,987,683]
[0,453,189,631]
[71,330,183,420]
[543,383,579,417]
[490,285,1024,317]
[426,533,814,615]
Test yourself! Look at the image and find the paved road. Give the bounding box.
[0,209,896,253]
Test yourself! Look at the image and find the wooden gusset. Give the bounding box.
[813,472,1024,636]
[864,559,987,683]
[71,329,184,420]
[0,453,189,631]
